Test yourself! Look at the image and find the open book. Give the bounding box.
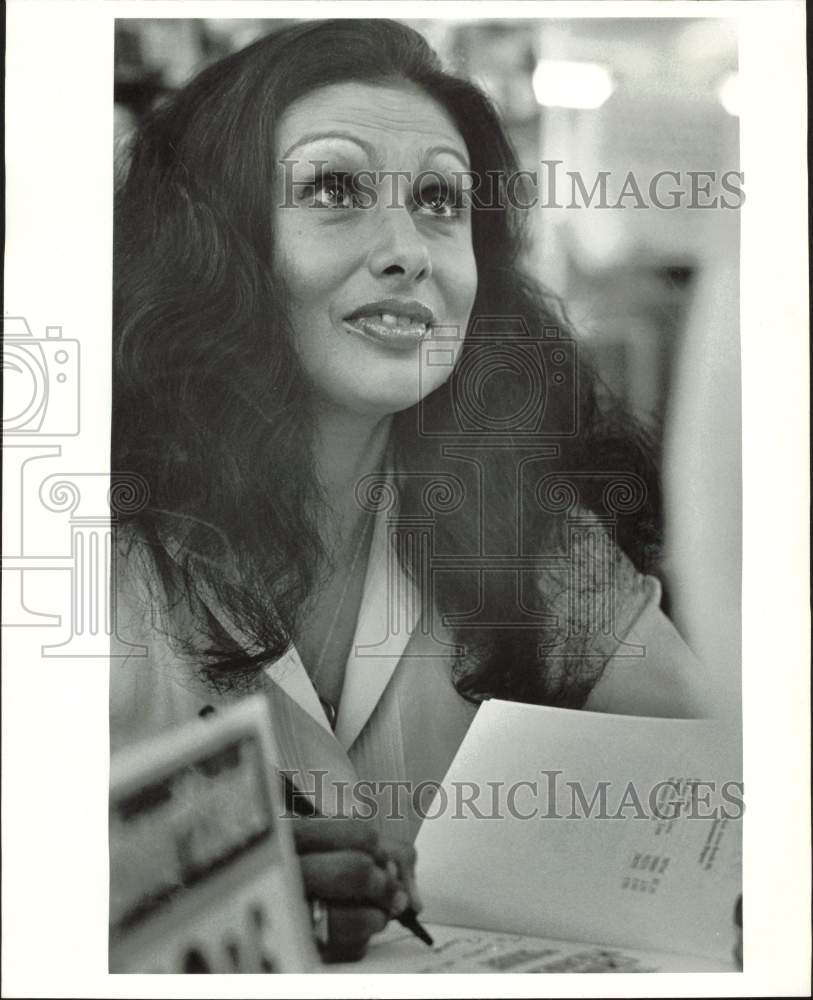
[337,700,742,973]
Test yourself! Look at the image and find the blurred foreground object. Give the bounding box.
[663,253,741,724]
[109,696,316,972]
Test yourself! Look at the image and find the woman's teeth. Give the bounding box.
[380,312,422,329]
[349,314,430,336]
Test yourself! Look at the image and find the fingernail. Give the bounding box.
[386,860,398,881]
[391,889,409,916]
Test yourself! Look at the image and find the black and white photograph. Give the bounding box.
[2,1,809,995]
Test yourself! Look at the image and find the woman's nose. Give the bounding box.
[365,205,432,284]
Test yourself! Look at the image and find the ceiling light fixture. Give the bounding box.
[532,59,614,110]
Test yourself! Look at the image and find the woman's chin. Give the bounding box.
[350,392,426,418]
[311,369,449,419]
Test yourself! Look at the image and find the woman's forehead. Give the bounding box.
[276,81,470,170]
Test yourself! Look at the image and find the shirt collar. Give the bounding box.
[158,467,420,748]
[333,487,420,749]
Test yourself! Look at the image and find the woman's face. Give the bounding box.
[272,81,478,417]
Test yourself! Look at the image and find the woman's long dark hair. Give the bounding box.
[114,18,662,707]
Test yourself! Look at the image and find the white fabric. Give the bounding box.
[332,500,417,750]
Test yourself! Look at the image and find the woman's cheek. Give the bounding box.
[440,245,477,327]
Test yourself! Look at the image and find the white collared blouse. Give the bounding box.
[111,499,713,844]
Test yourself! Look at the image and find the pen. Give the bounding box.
[397,907,434,946]
[282,774,434,947]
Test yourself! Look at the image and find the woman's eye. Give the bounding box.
[416,181,464,217]
[311,173,355,209]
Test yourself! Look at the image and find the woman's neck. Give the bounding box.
[312,404,392,553]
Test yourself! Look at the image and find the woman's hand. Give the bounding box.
[291,817,421,963]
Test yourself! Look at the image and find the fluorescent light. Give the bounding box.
[532,59,614,110]
[717,71,740,117]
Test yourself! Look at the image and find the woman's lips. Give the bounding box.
[342,313,431,351]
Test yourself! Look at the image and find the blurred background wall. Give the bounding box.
[114,17,741,717]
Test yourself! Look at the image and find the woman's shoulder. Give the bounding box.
[582,587,713,719]
[114,522,220,639]
[110,524,229,750]
[536,507,712,718]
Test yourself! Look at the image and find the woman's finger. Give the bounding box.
[318,905,389,964]
[375,837,423,912]
[290,816,380,856]
[299,849,398,908]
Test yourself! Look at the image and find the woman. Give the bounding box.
[112,19,712,962]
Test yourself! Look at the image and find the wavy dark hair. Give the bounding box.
[114,18,663,707]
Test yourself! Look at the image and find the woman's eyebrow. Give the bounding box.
[419,145,471,171]
[279,131,382,167]
[280,132,470,171]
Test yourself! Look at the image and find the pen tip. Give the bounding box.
[416,926,434,947]
[399,908,434,947]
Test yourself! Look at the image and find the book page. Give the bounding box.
[415,701,742,965]
[330,922,734,974]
